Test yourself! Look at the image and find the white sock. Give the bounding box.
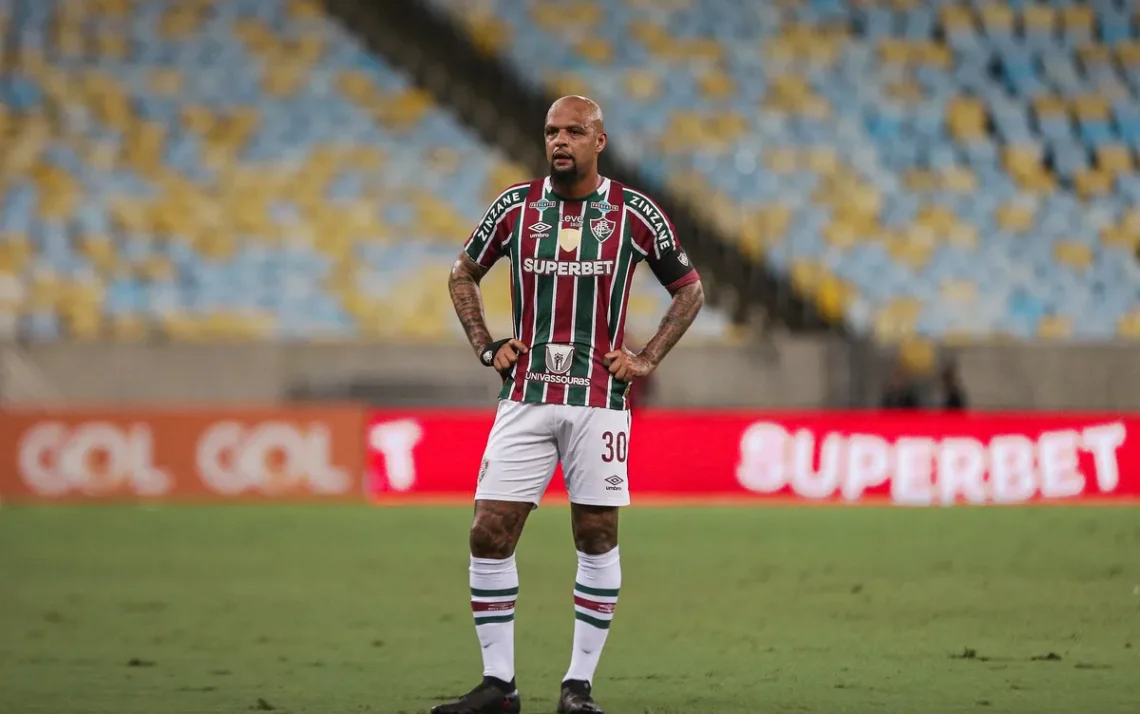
[564,547,621,685]
[470,554,518,686]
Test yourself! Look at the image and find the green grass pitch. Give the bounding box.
[1,504,1139,713]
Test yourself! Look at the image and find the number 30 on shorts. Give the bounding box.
[601,430,627,463]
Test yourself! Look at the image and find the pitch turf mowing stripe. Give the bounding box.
[574,612,611,630]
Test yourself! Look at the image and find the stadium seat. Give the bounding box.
[422,0,1140,347]
[0,0,737,344]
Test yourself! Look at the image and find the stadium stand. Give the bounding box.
[0,0,737,344]
[427,0,1140,366]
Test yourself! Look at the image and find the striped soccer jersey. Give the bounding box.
[463,176,699,411]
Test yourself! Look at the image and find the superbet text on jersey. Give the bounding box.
[463,176,699,411]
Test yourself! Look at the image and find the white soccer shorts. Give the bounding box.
[474,399,632,507]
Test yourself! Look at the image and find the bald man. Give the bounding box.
[439,96,704,714]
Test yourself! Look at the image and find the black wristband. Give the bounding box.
[479,338,511,367]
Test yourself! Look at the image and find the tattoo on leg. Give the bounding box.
[570,504,619,555]
[470,499,532,559]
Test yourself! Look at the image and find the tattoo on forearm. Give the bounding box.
[449,254,493,356]
[642,281,704,367]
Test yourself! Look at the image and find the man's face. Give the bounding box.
[544,103,604,182]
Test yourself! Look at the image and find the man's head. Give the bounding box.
[544,95,606,184]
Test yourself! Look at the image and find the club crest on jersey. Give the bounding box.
[590,200,619,214]
[545,344,575,375]
[590,216,616,242]
[558,227,581,252]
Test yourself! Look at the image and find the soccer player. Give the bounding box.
[435,96,704,714]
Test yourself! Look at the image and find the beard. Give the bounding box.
[549,156,579,182]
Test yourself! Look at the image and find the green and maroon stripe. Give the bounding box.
[509,180,547,402]
[603,206,638,410]
[547,200,585,404]
[588,181,626,408]
[472,585,518,626]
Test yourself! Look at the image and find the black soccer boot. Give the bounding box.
[557,679,603,714]
[431,676,521,714]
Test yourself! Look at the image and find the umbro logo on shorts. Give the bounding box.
[605,475,625,491]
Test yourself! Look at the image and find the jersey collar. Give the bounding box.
[543,175,610,202]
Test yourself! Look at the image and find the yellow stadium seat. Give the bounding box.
[531,1,601,31]
[1032,94,1068,119]
[1053,240,1094,270]
[1117,41,1140,67]
[1099,225,1138,250]
[942,166,978,193]
[466,15,512,55]
[1077,42,1110,68]
[814,275,853,323]
[1096,144,1134,175]
[764,146,798,174]
[288,0,323,20]
[624,69,661,101]
[1022,5,1056,33]
[915,204,956,233]
[878,38,912,68]
[886,234,934,270]
[898,337,936,375]
[918,43,952,69]
[940,279,977,303]
[947,96,987,141]
[873,298,922,342]
[947,223,980,250]
[1116,310,1140,340]
[697,72,735,101]
[904,169,939,192]
[885,80,924,103]
[1037,315,1072,339]
[1073,93,1110,121]
[823,220,862,250]
[940,5,973,32]
[980,4,1014,32]
[546,72,592,101]
[575,37,613,65]
[1073,168,1113,199]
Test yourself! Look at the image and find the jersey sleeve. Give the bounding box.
[626,190,700,294]
[462,185,526,268]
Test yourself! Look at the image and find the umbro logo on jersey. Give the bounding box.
[529,221,552,237]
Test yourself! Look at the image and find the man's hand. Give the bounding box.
[490,339,528,373]
[603,347,655,382]
[480,338,529,383]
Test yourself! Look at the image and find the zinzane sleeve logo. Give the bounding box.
[624,190,679,260]
[463,186,527,267]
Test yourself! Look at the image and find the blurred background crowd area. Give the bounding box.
[0,0,1139,410]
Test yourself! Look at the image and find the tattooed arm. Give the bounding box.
[604,279,704,381]
[641,280,704,367]
[448,253,493,357]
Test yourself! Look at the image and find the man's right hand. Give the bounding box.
[480,339,529,376]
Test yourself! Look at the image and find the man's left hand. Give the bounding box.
[603,347,655,381]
